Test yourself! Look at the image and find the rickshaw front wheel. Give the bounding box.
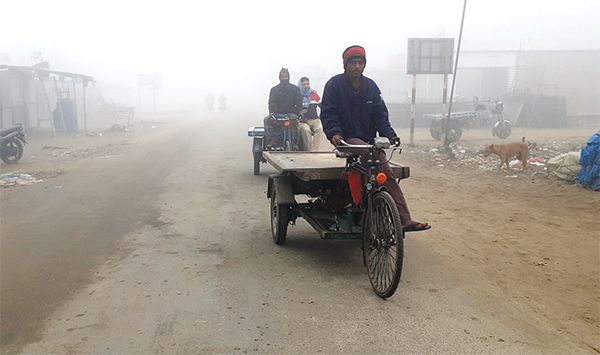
[284,140,293,152]
[253,151,261,175]
[363,191,404,298]
[270,189,289,245]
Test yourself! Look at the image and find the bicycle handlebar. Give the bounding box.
[336,139,400,150]
[270,113,299,120]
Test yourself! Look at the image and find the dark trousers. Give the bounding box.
[346,138,412,224]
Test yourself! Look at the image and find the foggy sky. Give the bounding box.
[2,0,599,110]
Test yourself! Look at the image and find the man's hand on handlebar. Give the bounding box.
[390,137,401,146]
[331,135,344,147]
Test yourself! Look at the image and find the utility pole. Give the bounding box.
[443,0,468,151]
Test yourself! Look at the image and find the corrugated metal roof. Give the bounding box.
[0,64,94,82]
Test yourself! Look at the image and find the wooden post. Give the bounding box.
[442,74,448,114]
[39,78,56,136]
[441,73,448,140]
[22,76,28,126]
[83,79,88,132]
[409,74,416,146]
[138,84,142,113]
[153,86,157,112]
[52,77,67,132]
[72,81,78,123]
[35,76,39,128]
[444,0,468,150]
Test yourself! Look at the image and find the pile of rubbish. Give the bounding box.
[104,124,129,133]
[0,173,43,187]
[422,137,596,185]
[424,145,549,172]
[42,145,112,158]
[575,130,600,190]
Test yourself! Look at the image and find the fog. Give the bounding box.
[2,0,598,112]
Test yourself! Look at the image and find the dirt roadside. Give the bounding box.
[392,126,600,352]
[1,115,598,353]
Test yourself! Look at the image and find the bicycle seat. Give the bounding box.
[334,150,361,158]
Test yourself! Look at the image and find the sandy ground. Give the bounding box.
[1,112,598,354]
[393,125,600,353]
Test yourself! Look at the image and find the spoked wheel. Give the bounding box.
[270,189,289,245]
[1,138,24,164]
[429,121,442,141]
[363,191,404,298]
[445,120,463,142]
[493,119,512,139]
[253,151,261,175]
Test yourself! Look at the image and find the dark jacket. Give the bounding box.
[321,73,396,142]
[268,81,302,115]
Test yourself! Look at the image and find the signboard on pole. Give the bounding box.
[137,72,162,112]
[407,38,455,75]
[137,72,162,89]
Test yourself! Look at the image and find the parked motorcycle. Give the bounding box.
[427,98,511,142]
[0,123,27,164]
[489,100,511,139]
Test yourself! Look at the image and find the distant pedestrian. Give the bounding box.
[219,94,227,112]
[205,92,214,112]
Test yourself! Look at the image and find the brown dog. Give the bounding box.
[484,137,529,172]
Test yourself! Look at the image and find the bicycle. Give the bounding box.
[335,138,404,298]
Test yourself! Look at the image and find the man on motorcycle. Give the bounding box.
[264,68,303,149]
[321,45,430,232]
[219,94,227,112]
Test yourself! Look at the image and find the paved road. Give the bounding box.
[1,112,553,354]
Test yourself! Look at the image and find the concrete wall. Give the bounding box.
[0,70,38,128]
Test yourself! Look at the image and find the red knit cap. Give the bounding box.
[342,45,366,67]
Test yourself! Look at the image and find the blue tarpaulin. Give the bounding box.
[576,130,600,191]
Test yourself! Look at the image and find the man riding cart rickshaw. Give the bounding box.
[263,68,302,150]
[249,68,314,174]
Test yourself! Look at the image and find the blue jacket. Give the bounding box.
[321,73,396,142]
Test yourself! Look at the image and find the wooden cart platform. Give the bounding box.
[263,151,410,181]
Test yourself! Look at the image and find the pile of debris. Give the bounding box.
[42,145,113,158]
[104,124,129,133]
[0,173,43,187]
[418,139,585,174]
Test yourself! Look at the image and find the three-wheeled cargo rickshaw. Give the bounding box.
[262,138,409,298]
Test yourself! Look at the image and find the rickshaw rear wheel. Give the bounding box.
[363,191,404,298]
[270,189,289,245]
